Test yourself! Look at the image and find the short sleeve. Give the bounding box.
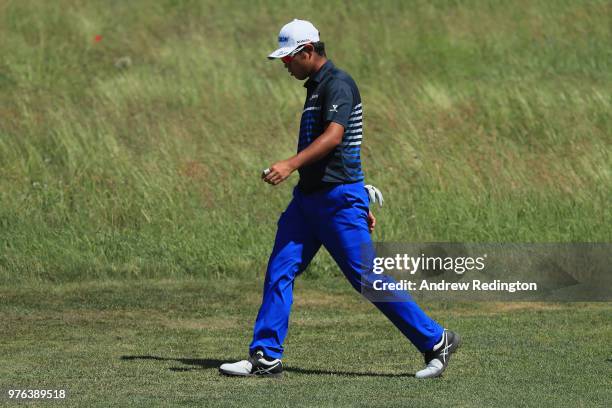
[323,79,353,128]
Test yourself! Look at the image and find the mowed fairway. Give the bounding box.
[1,279,610,407]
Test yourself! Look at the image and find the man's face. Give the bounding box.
[282,45,313,80]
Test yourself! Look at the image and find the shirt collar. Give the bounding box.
[304,60,334,89]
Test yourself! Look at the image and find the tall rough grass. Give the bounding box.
[1,0,610,284]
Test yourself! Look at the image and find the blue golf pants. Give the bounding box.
[249,181,443,359]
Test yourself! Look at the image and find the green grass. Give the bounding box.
[1,0,611,283]
[0,2,610,404]
[1,279,610,407]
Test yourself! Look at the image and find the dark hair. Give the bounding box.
[312,41,326,57]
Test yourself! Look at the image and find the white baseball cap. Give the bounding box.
[268,19,320,60]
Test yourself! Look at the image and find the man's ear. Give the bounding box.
[303,44,315,59]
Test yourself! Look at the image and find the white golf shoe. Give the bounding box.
[219,350,283,377]
[415,329,461,379]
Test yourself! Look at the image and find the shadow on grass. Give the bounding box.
[120,355,415,378]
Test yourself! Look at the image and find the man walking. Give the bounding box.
[219,19,460,379]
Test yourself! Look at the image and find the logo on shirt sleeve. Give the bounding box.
[330,104,338,112]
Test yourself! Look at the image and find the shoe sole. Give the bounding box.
[219,368,283,378]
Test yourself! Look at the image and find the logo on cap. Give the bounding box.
[269,19,320,60]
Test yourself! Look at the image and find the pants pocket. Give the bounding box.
[341,183,369,212]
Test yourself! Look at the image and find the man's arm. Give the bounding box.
[262,122,344,185]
